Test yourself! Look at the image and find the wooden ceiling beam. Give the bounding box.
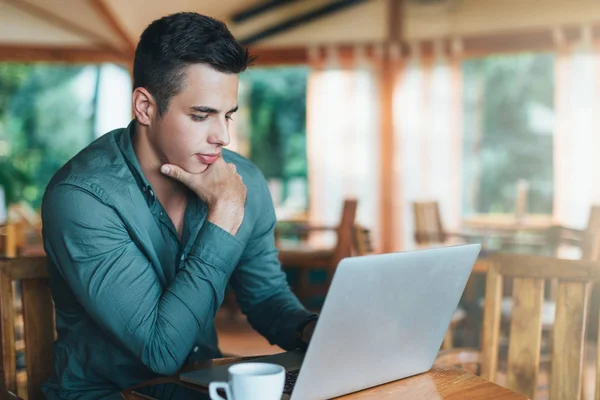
[240,0,368,45]
[1,24,596,65]
[232,0,299,23]
[248,21,600,66]
[88,0,136,56]
[0,45,128,64]
[250,46,307,65]
[4,0,124,54]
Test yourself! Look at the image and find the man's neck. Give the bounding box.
[133,124,188,204]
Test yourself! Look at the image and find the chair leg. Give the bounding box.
[443,328,454,350]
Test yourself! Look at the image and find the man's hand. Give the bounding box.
[300,320,317,344]
[161,158,247,235]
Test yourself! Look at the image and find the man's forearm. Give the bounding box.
[243,289,318,350]
[44,185,245,376]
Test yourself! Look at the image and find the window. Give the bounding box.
[238,67,309,219]
[462,53,555,216]
[0,63,131,208]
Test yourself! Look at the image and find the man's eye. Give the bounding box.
[191,115,208,122]
[226,115,234,121]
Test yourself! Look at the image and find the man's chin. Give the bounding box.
[186,163,209,174]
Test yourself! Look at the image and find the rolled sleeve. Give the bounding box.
[188,221,245,276]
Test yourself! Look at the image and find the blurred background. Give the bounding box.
[1,0,598,253]
[1,1,600,399]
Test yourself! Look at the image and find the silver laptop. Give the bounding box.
[181,244,480,400]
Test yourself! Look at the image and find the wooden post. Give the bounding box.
[379,0,403,252]
[379,57,395,253]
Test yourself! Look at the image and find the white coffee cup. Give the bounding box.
[209,362,285,400]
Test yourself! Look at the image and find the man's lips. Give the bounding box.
[195,153,221,164]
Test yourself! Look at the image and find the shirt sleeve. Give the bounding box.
[42,183,243,376]
[228,174,317,350]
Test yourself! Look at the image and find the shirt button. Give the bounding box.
[180,253,186,261]
[159,211,164,217]
[148,189,155,197]
[193,346,199,353]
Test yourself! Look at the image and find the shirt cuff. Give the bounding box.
[273,310,318,351]
[296,314,319,350]
[189,221,245,275]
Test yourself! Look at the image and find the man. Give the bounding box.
[41,12,317,399]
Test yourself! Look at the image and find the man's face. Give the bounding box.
[149,64,239,174]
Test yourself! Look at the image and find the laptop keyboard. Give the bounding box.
[284,370,300,394]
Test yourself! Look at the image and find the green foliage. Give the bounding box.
[0,158,31,204]
[463,53,555,215]
[0,64,95,208]
[241,67,309,181]
[0,64,307,209]
[0,64,31,204]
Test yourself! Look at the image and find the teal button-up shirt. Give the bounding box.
[41,121,314,399]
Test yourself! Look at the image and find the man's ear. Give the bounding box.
[133,87,157,126]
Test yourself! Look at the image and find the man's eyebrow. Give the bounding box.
[190,106,218,113]
[189,105,239,113]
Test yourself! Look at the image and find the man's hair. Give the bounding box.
[133,12,252,115]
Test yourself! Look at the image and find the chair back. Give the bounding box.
[413,201,445,245]
[0,224,17,258]
[330,199,358,268]
[481,254,600,400]
[0,257,53,400]
[352,225,372,256]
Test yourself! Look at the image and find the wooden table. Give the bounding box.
[464,214,554,233]
[122,357,527,400]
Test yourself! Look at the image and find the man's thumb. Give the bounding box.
[161,164,191,185]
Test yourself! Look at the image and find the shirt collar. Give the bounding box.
[117,119,156,204]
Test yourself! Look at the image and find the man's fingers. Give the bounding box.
[161,164,192,185]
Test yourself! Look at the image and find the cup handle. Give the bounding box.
[209,381,232,400]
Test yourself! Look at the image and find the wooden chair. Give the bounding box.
[6,205,44,257]
[277,199,358,307]
[546,205,600,260]
[0,257,52,400]
[436,253,600,399]
[442,308,467,350]
[545,223,600,341]
[352,224,373,256]
[413,201,478,349]
[413,201,485,247]
[493,228,600,329]
[0,224,17,258]
[221,212,369,319]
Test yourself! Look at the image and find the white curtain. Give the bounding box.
[306,49,381,248]
[94,64,132,137]
[553,29,600,228]
[393,44,463,250]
